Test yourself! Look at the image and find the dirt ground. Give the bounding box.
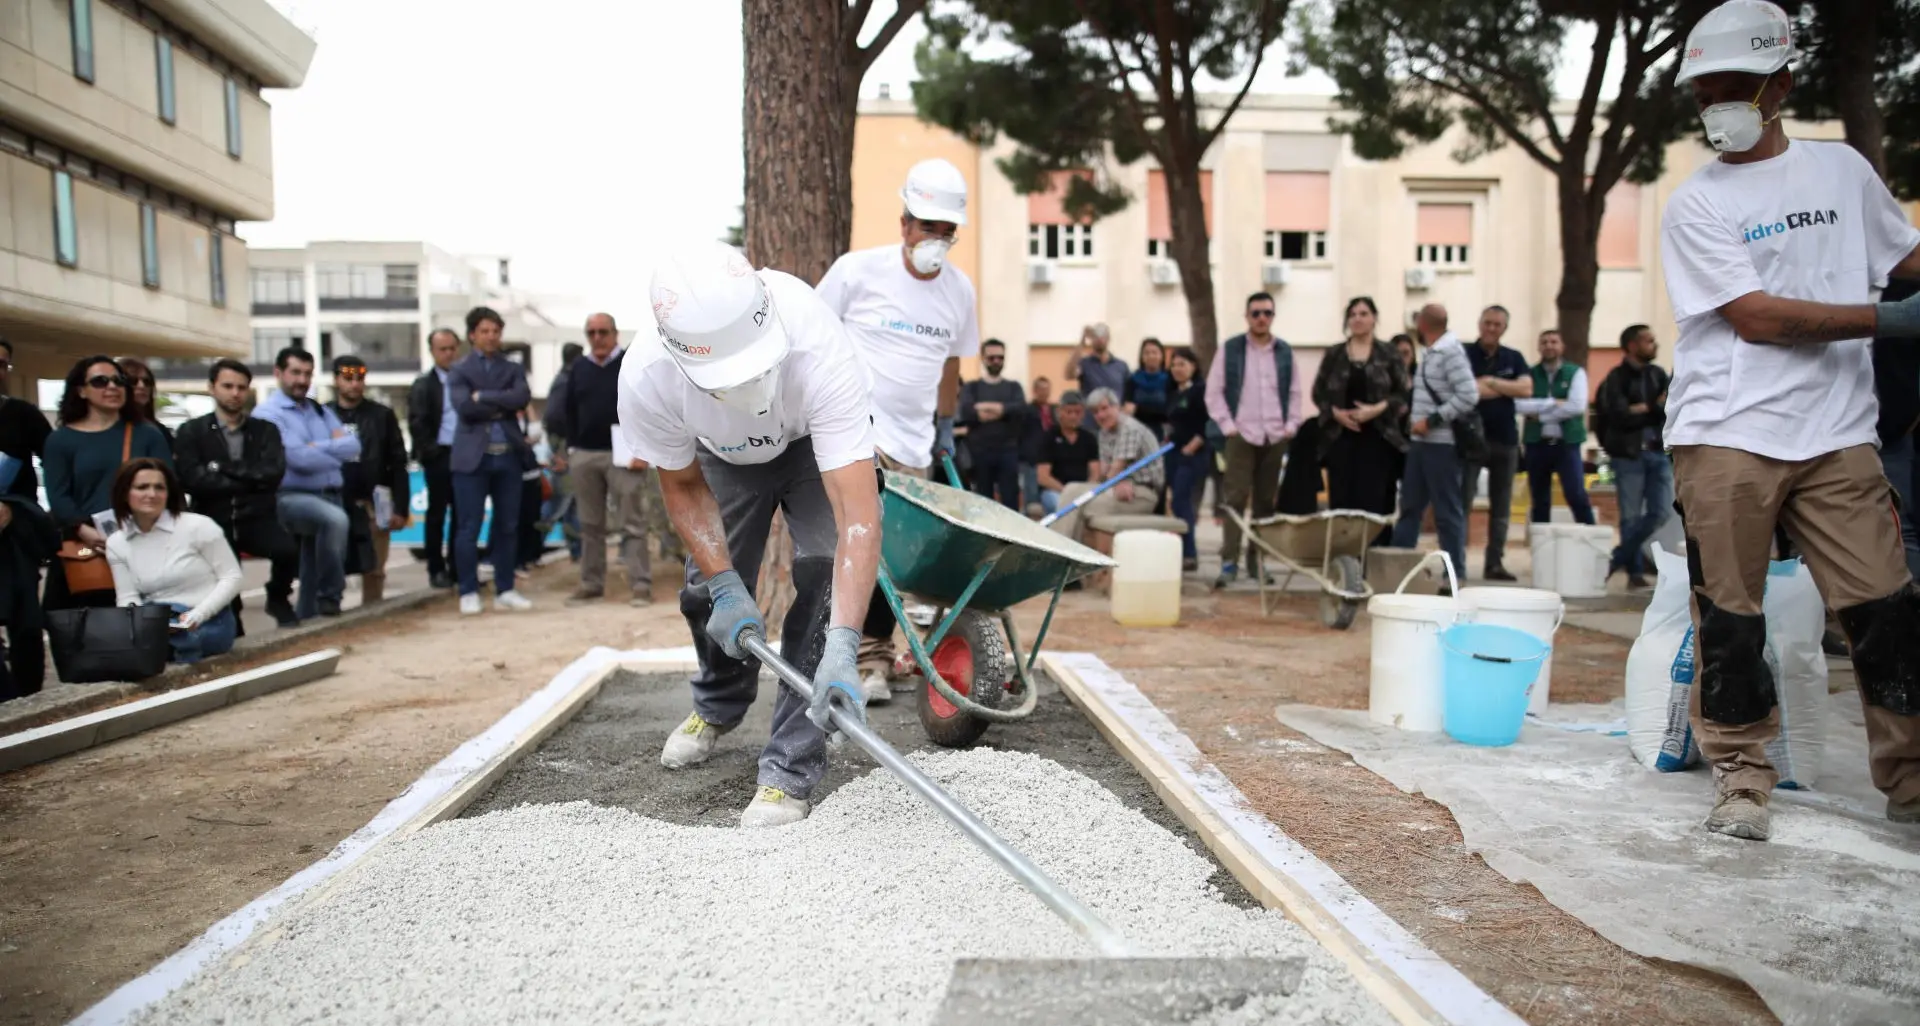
[0,566,697,1026]
[464,668,1257,908]
[2,563,1772,1026]
[1013,585,1778,1026]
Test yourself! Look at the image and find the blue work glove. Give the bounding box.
[703,569,763,660]
[807,626,865,737]
[1878,289,1920,338]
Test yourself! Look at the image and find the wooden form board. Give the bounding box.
[72,647,700,1026]
[1040,652,1525,1026]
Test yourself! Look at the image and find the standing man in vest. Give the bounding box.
[817,158,979,705]
[1661,0,1920,838]
[624,241,881,828]
[556,313,655,606]
[1516,329,1595,525]
[1205,291,1303,589]
[1462,305,1531,581]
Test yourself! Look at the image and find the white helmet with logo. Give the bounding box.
[901,158,968,226]
[650,242,790,415]
[1675,0,1794,85]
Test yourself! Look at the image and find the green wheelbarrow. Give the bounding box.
[877,470,1116,748]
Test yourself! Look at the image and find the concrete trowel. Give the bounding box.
[740,633,1306,1025]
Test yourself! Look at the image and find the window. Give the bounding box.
[1265,173,1331,262]
[1146,169,1214,257]
[1597,182,1642,269]
[140,204,159,288]
[251,268,304,308]
[223,77,242,158]
[155,36,176,125]
[54,170,79,267]
[316,263,421,306]
[253,327,305,364]
[321,322,422,370]
[209,232,225,307]
[71,0,95,84]
[1264,230,1327,261]
[1415,203,1473,266]
[1028,223,1093,260]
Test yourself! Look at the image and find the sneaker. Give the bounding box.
[1889,797,1920,824]
[1484,566,1517,583]
[1213,563,1238,591]
[861,669,892,705]
[459,593,483,616]
[565,589,603,607]
[495,590,533,612]
[660,712,730,769]
[1705,788,1771,841]
[739,785,809,828]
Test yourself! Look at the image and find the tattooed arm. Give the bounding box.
[1719,292,1881,346]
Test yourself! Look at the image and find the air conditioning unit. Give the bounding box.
[1148,260,1180,287]
[1027,261,1054,287]
[1261,262,1290,287]
[1404,266,1437,290]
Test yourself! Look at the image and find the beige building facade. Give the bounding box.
[852,94,1881,401]
[0,0,315,398]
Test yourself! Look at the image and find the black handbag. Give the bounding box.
[46,604,172,683]
[1421,361,1490,464]
[342,500,379,577]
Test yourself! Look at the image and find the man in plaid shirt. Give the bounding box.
[1046,387,1164,544]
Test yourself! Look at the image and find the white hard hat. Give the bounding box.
[901,158,968,226]
[1675,0,1794,85]
[649,242,790,393]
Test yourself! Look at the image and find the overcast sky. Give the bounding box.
[243,1,1613,327]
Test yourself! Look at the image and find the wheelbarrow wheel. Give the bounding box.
[1320,554,1364,630]
[917,609,1011,748]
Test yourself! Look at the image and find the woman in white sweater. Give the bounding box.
[105,458,243,663]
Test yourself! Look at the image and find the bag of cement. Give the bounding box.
[1625,546,1827,787]
[1626,545,1699,770]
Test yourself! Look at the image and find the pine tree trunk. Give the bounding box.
[1554,175,1602,368]
[1165,162,1221,369]
[741,0,861,632]
[1824,0,1889,182]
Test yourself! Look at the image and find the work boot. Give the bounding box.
[660,712,732,769]
[1705,787,1771,841]
[1889,797,1920,824]
[565,588,603,607]
[739,786,809,828]
[861,669,892,706]
[265,597,298,629]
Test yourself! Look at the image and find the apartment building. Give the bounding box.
[147,240,630,434]
[0,0,316,398]
[849,94,1871,400]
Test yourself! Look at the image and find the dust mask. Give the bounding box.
[909,238,951,275]
[1699,80,1774,153]
[707,366,782,418]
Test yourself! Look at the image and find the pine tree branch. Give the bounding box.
[1199,0,1278,155]
[844,0,877,54]
[1408,65,1564,172]
[851,0,927,77]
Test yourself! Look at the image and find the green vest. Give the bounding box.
[1523,363,1586,445]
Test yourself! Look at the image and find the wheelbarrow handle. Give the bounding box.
[737,630,1132,958]
[1038,441,1176,528]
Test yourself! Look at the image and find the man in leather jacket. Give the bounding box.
[328,356,411,603]
[173,358,296,631]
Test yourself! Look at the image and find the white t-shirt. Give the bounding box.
[617,269,874,474]
[817,244,980,468]
[1661,140,1920,461]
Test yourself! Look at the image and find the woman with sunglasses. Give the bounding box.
[117,356,173,444]
[41,356,173,611]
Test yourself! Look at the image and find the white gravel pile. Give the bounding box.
[139,750,1392,1026]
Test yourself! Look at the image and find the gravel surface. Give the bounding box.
[138,750,1390,1026]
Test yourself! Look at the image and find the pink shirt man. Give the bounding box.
[1204,338,1304,447]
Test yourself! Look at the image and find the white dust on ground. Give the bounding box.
[138,749,1392,1026]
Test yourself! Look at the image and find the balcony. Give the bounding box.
[252,302,304,317]
[317,295,419,312]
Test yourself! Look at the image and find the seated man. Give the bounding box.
[1047,387,1164,544]
[1033,390,1098,515]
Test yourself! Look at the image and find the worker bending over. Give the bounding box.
[1662,0,1920,840]
[817,158,980,704]
[619,242,882,828]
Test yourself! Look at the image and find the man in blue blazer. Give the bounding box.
[447,306,533,614]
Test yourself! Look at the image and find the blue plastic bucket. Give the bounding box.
[1438,623,1550,747]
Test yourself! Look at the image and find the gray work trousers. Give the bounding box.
[570,449,651,595]
[678,437,839,799]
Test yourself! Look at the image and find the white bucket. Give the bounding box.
[1367,553,1465,732]
[1457,586,1565,715]
[1528,524,1559,592]
[1553,525,1615,598]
